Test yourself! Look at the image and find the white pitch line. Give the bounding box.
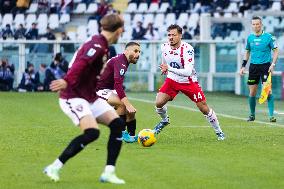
[129,97,284,128]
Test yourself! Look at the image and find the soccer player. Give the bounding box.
[43,14,126,184]
[96,42,141,143]
[153,24,225,141]
[239,16,278,122]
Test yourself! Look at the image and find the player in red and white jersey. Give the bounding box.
[96,42,141,143]
[44,14,126,184]
[153,24,225,141]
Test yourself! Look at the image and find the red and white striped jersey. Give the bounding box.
[161,41,198,83]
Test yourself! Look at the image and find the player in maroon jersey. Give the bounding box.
[43,14,126,184]
[96,42,141,143]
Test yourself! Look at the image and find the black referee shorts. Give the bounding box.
[247,63,270,85]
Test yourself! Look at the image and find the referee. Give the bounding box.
[239,16,278,122]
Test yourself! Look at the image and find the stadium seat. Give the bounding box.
[132,14,143,24]
[86,3,98,14]
[67,31,76,40]
[125,3,137,13]
[270,2,281,11]
[154,13,165,27]
[26,3,38,14]
[143,14,154,27]
[26,14,37,29]
[226,2,238,12]
[0,15,2,24]
[87,20,99,35]
[37,14,48,34]
[165,13,176,26]
[2,14,13,28]
[159,2,169,13]
[193,3,201,13]
[73,3,87,14]
[59,14,70,24]
[77,25,87,41]
[224,13,232,18]
[138,3,148,12]
[49,14,59,29]
[148,3,159,13]
[123,14,131,25]
[14,14,25,27]
[177,13,188,27]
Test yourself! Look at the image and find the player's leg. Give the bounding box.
[247,64,260,121]
[154,79,177,133]
[44,98,100,182]
[153,92,172,133]
[107,92,137,142]
[92,99,125,184]
[196,101,225,140]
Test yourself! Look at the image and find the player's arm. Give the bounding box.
[163,47,194,77]
[269,36,279,73]
[114,61,136,114]
[240,37,251,75]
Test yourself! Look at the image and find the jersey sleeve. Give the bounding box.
[64,41,104,88]
[113,59,127,99]
[245,37,250,51]
[269,35,278,50]
[168,45,194,77]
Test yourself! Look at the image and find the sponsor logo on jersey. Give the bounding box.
[187,50,194,55]
[94,44,102,48]
[87,48,96,57]
[188,58,192,62]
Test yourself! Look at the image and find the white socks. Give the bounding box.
[51,159,63,170]
[104,165,115,173]
[205,109,222,133]
[156,106,169,122]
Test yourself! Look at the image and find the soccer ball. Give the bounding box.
[137,129,157,147]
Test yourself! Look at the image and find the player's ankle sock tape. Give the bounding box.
[59,128,100,164]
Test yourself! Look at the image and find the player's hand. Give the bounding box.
[50,79,67,91]
[126,104,136,114]
[239,67,246,76]
[159,63,168,73]
[268,64,275,73]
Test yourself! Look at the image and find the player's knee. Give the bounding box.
[109,118,125,137]
[83,128,100,143]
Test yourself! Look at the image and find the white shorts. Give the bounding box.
[96,89,117,100]
[59,98,114,126]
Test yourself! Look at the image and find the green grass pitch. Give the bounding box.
[0,92,283,189]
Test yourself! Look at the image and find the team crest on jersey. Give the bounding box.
[87,48,96,57]
[75,105,83,112]
[188,58,192,62]
[120,69,125,76]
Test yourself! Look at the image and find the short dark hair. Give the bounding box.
[252,16,262,22]
[125,41,140,49]
[167,24,182,34]
[100,13,124,32]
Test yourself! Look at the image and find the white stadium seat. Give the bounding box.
[123,13,131,25]
[138,3,148,12]
[2,14,13,27]
[143,14,154,27]
[59,14,70,24]
[77,25,87,41]
[86,3,98,14]
[159,2,169,13]
[226,2,238,12]
[73,3,87,14]
[87,20,99,35]
[26,14,37,28]
[26,3,38,14]
[154,14,165,27]
[165,13,176,26]
[14,14,25,27]
[49,14,59,29]
[67,31,76,40]
[148,3,159,13]
[132,14,143,24]
[126,3,137,13]
[271,2,281,11]
[37,14,48,34]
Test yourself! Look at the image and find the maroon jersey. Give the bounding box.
[96,53,129,99]
[60,35,109,102]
